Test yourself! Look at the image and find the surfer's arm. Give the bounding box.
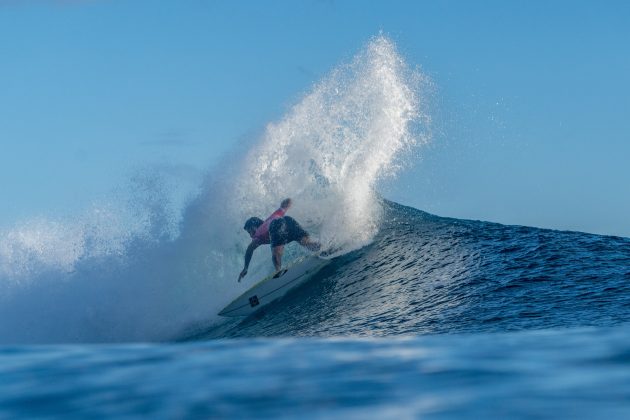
[239,241,259,282]
[265,200,290,222]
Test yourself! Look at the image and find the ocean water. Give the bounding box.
[2,327,630,418]
[2,36,630,418]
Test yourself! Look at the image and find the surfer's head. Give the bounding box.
[244,217,263,237]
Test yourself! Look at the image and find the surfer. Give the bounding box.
[239,198,321,282]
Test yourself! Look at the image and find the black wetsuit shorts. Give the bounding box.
[269,216,308,247]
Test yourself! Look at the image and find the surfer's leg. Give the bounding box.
[270,218,289,271]
[299,236,321,252]
[272,245,284,271]
[283,216,320,252]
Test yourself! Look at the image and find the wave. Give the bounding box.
[0,35,429,344]
[197,200,630,340]
[5,33,624,346]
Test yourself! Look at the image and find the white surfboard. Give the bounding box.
[219,256,329,317]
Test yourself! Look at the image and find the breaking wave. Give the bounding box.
[0,35,430,344]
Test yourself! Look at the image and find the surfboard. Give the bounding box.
[218,256,329,317]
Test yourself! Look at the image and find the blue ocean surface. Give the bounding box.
[2,328,630,419]
[1,201,630,418]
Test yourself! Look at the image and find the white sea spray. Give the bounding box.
[0,36,430,343]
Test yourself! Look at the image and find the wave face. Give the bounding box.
[200,200,630,339]
[0,36,427,344]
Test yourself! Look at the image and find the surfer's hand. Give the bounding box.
[281,198,292,209]
[238,269,247,282]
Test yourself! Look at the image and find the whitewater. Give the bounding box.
[1,36,629,418]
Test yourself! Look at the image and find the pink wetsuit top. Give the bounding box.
[252,207,287,244]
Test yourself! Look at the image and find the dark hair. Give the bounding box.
[244,217,263,231]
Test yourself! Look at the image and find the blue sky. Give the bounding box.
[1,0,629,236]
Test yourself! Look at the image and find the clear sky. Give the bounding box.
[1,0,629,237]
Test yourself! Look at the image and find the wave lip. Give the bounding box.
[232,34,430,253]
